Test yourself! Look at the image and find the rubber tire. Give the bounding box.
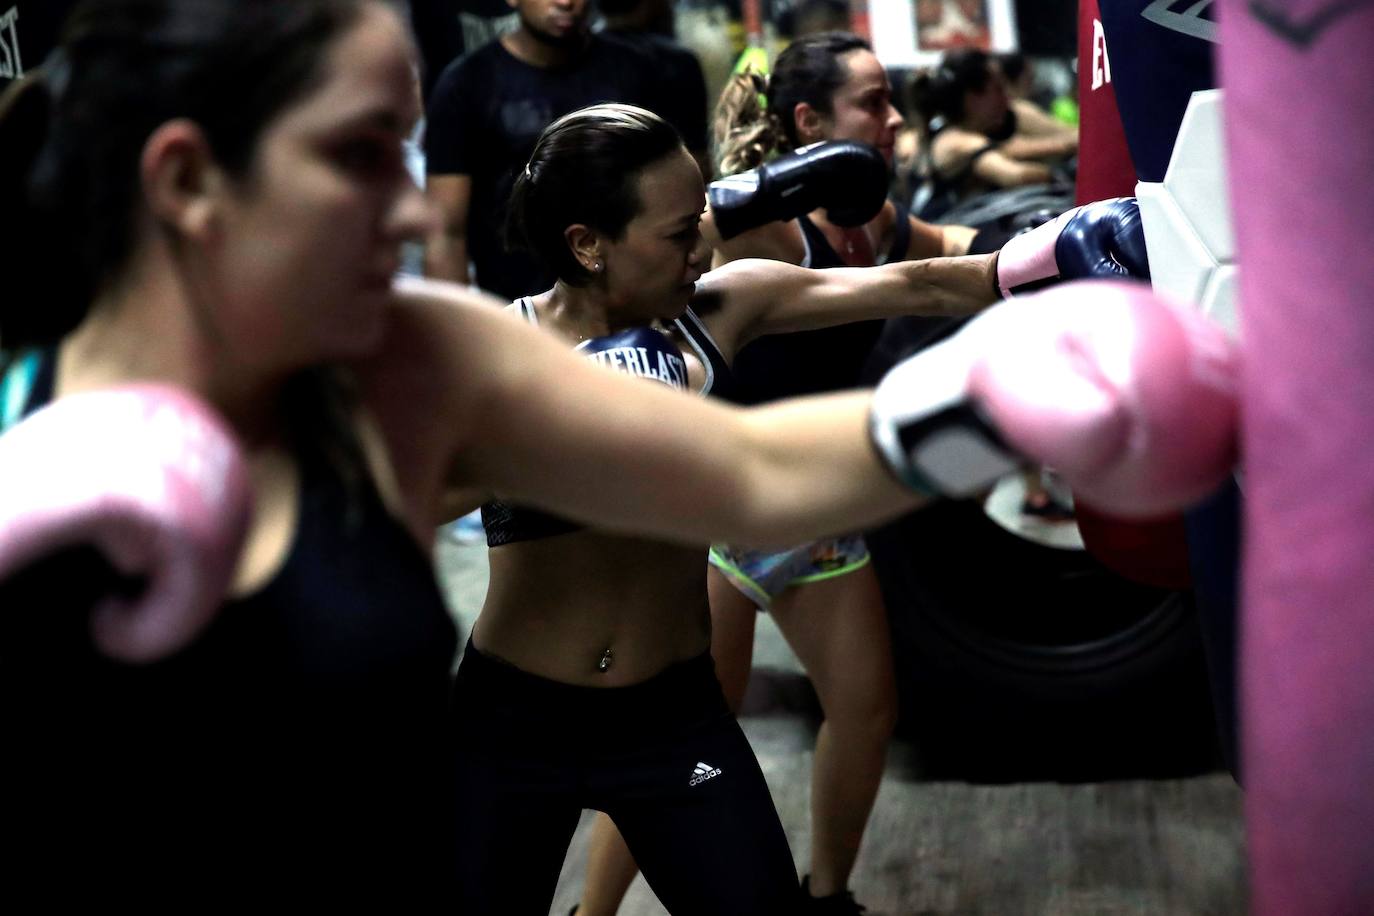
[863,316,1221,783]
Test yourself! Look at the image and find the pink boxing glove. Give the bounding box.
[869,280,1239,518]
[0,385,252,662]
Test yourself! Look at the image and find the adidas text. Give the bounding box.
[689,762,722,787]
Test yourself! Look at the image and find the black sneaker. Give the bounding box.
[800,875,868,914]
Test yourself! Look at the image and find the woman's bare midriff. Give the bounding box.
[473,529,713,686]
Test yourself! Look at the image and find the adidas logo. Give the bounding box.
[689,761,722,787]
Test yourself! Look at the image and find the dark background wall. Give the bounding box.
[1015,0,1078,56]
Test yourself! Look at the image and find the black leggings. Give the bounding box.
[450,641,801,915]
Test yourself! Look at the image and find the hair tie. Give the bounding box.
[750,72,769,111]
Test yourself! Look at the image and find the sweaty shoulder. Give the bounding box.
[349,280,526,502]
[362,278,527,389]
[695,257,791,295]
[691,257,802,352]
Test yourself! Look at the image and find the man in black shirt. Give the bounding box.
[406,0,468,103]
[599,0,711,178]
[423,0,706,300]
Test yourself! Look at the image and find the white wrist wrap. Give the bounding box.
[996,205,1083,297]
[868,330,1023,498]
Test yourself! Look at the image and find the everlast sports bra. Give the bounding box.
[481,300,737,546]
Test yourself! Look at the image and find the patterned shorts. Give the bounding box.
[708,535,871,611]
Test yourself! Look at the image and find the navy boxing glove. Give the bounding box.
[996,197,1150,297]
[709,141,890,240]
[576,326,689,391]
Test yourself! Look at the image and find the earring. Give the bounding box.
[591,261,604,273]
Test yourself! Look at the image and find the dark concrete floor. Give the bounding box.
[437,537,1247,916]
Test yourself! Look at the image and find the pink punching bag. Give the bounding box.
[1220,1,1374,912]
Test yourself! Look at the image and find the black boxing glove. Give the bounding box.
[709,141,890,240]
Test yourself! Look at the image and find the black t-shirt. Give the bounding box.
[425,34,671,300]
[407,0,468,102]
[603,29,709,158]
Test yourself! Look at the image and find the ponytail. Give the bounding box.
[505,104,683,286]
[713,70,787,177]
[712,32,871,178]
[504,160,537,266]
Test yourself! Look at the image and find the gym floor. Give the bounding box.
[437,538,1247,916]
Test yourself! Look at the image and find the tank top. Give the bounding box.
[2,348,460,900]
[913,121,1002,221]
[481,301,737,546]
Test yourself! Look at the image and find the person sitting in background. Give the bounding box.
[909,49,1078,215]
[997,51,1079,152]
